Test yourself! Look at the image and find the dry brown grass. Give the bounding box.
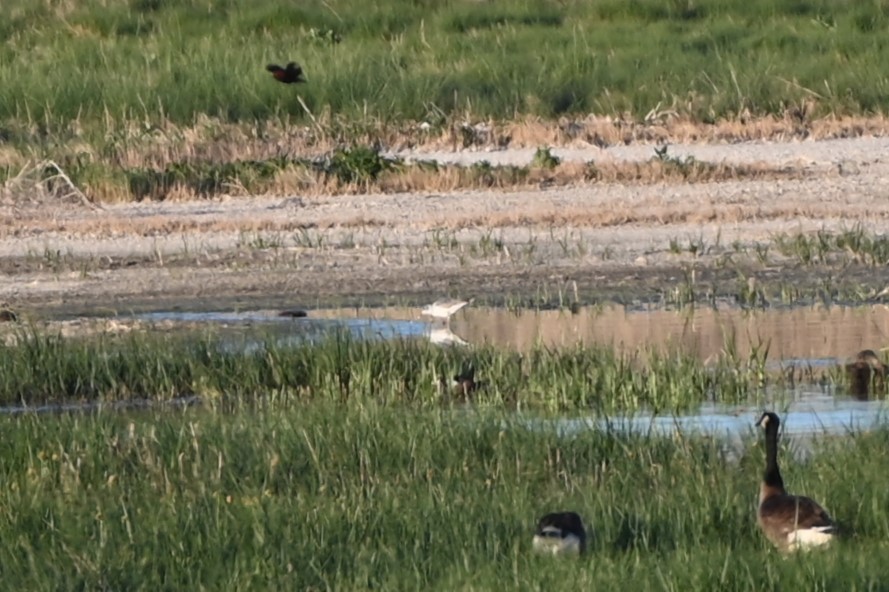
[1,140,806,205]
[150,157,800,201]
[431,195,889,231]
[0,212,358,240]
[0,105,881,204]
[0,160,102,221]
[6,190,886,240]
[5,170,874,242]
[3,110,888,175]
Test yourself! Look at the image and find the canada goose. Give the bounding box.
[756,412,836,552]
[421,299,470,326]
[845,349,886,399]
[266,62,306,84]
[532,511,587,556]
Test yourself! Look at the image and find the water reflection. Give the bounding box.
[451,304,889,362]
[136,310,431,347]
[428,327,469,346]
[123,304,889,434]
[305,304,889,369]
[525,391,889,445]
[135,304,889,387]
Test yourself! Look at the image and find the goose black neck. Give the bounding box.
[762,420,784,490]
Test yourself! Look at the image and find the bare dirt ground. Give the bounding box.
[3,135,889,318]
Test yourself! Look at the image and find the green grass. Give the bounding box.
[771,226,889,267]
[6,0,884,201]
[2,400,889,590]
[2,0,889,136]
[0,328,769,410]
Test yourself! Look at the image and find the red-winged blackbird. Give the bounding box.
[266,62,306,84]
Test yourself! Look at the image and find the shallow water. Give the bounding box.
[536,395,888,440]
[136,309,428,352]
[136,302,889,363]
[12,303,882,436]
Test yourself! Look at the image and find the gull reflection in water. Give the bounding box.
[428,326,470,347]
[421,299,472,346]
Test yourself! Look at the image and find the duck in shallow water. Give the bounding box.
[845,349,886,399]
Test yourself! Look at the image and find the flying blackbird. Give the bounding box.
[266,62,306,84]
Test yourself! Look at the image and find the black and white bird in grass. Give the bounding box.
[532,511,588,556]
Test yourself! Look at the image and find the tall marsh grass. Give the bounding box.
[2,401,889,589]
[0,328,765,410]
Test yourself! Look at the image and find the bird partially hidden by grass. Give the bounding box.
[0,303,17,322]
[266,62,306,84]
[845,349,886,399]
[756,411,837,553]
[532,511,588,556]
[434,365,484,403]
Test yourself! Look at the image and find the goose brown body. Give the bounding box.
[756,412,836,552]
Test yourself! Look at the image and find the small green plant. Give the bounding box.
[754,242,770,264]
[306,26,342,44]
[653,146,720,179]
[328,146,400,184]
[127,157,291,201]
[531,146,560,169]
[292,227,325,249]
[239,231,284,250]
[669,237,682,254]
[429,229,459,251]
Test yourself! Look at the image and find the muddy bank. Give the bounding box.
[3,137,889,318]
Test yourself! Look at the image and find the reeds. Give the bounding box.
[0,328,762,410]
